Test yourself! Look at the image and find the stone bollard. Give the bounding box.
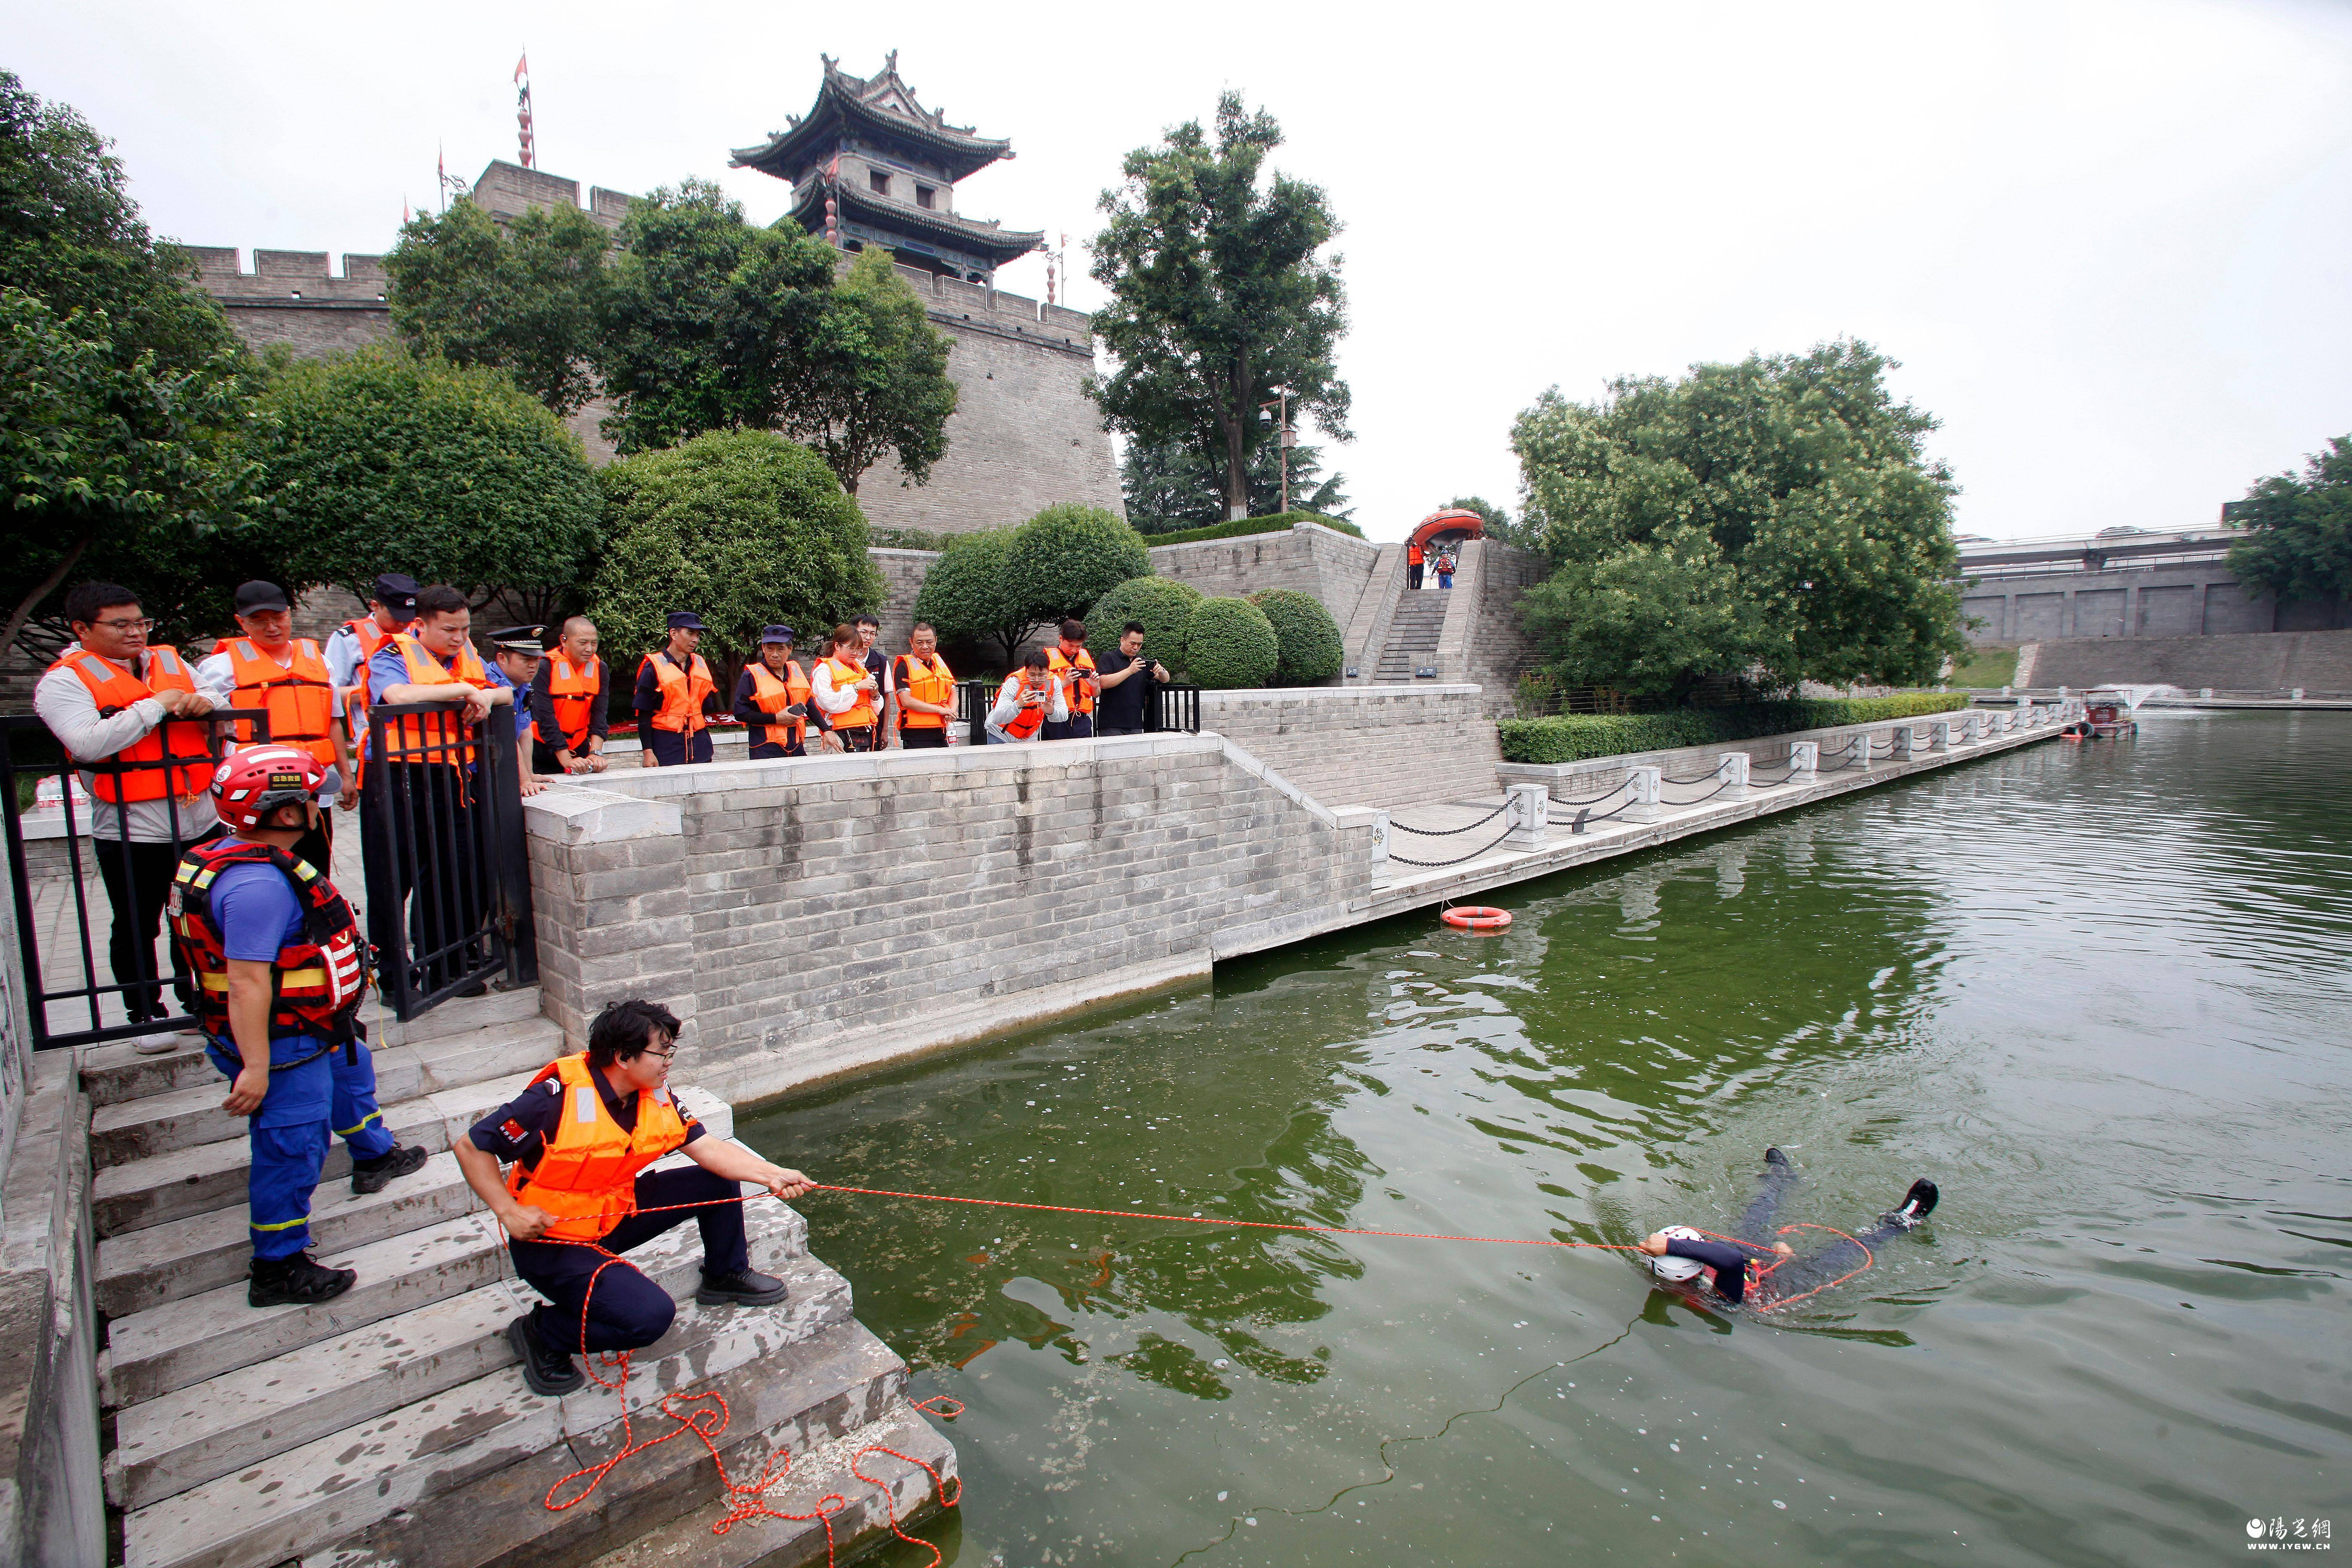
[1367,810,1390,867]
[1890,724,1915,761]
[1929,720,1952,752]
[1787,742,1818,785]
[1851,729,1876,771]
[2292,688,2305,702]
[1626,765,1662,823]
[2057,685,2068,698]
[2201,687,2213,699]
[1718,752,1750,802]
[1504,784,1548,851]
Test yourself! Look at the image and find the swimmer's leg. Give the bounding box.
[1732,1146,1800,1243]
[1760,1179,1937,1301]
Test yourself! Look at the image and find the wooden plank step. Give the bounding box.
[123,1314,906,1568]
[108,1207,839,1511]
[89,1015,564,1168]
[102,1183,801,1409]
[95,1089,732,1316]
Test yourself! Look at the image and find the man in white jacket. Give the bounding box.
[985,647,1068,745]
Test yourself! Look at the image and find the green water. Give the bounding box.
[735,711,2352,1567]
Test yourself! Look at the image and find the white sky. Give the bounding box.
[10,0,2350,544]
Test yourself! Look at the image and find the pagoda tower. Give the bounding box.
[731,52,1044,283]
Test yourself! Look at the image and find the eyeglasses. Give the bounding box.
[641,1044,678,1062]
[94,617,155,632]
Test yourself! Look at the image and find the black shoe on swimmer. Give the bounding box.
[507,1314,585,1397]
[1884,1178,1939,1229]
[697,1266,789,1307]
[351,1143,429,1195]
[1764,1146,1794,1169]
[248,1253,356,1308]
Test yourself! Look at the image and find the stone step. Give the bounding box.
[108,1206,840,1511]
[124,1313,908,1568]
[80,987,548,1108]
[103,1174,795,1410]
[88,1013,565,1168]
[95,1089,733,1317]
[579,1402,959,1568]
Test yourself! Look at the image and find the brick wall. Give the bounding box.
[521,735,1381,1101]
[1146,523,1382,634]
[869,549,941,651]
[1199,685,1501,810]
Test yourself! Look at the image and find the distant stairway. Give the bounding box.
[86,985,954,1568]
[1376,588,1449,681]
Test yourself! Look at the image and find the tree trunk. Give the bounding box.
[1218,355,1250,521]
[0,522,98,668]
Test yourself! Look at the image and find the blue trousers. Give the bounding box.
[1733,1162,1912,1302]
[210,1035,396,1260]
[509,1166,751,1355]
[646,729,713,766]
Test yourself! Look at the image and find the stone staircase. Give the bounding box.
[84,987,955,1568]
[1375,588,1450,681]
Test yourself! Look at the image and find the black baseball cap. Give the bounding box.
[232,580,290,615]
[667,611,706,631]
[372,573,420,615]
[759,624,796,646]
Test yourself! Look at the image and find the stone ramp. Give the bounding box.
[90,985,956,1568]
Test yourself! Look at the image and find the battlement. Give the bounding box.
[469,159,635,230]
[891,261,1093,353]
[186,247,389,304]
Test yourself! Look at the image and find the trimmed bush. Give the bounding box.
[1184,596,1280,689]
[1142,510,1364,548]
[1497,692,1970,765]
[913,528,1034,664]
[1248,588,1344,685]
[1085,576,1203,675]
[1003,503,1152,625]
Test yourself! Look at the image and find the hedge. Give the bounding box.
[1248,588,1344,685]
[1141,510,1364,549]
[1184,596,1280,689]
[1085,576,1204,675]
[1497,692,1971,765]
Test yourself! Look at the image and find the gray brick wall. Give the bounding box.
[1147,524,1381,634]
[1199,686,1501,810]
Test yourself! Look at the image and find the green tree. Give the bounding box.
[250,348,603,612]
[0,290,266,661]
[1090,93,1349,522]
[1183,596,1279,689]
[797,248,957,495]
[2226,436,2352,605]
[1517,543,1758,705]
[1511,340,1963,695]
[588,428,882,693]
[1085,576,1204,676]
[1122,434,1350,532]
[1003,503,1151,628]
[1247,588,1343,685]
[594,179,840,456]
[911,528,1035,665]
[1443,494,1534,549]
[383,197,612,417]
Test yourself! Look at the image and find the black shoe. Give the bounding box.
[1764,1146,1793,1169]
[249,1253,356,1308]
[696,1266,788,1307]
[456,980,489,999]
[351,1143,429,1195]
[507,1314,585,1397]
[1883,1178,1939,1229]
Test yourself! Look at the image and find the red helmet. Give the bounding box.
[211,745,325,835]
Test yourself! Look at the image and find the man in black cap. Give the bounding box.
[325,574,420,769]
[484,627,549,799]
[633,612,719,768]
[196,581,353,874]
[731,626,815,760]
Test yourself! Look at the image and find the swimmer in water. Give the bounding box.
[1635,1148,1939,1307]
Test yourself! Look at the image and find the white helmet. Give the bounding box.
[1647,1225,1706,1283]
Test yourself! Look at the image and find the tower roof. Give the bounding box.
[785,180,1043,271]
[730,53,1014,185]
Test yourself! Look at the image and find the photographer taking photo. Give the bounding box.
[1093,622,1171,737]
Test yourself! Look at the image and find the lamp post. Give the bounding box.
[1257,386,1293,516]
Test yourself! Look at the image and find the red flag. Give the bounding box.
[515,51,529,83]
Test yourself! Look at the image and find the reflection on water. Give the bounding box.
[739,712,2352,1567]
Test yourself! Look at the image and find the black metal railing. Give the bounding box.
[0,708,273,1051]
[359,702,538,1022]
[957,679,996,740]
[1149,683,1202,734]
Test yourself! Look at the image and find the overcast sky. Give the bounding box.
[10,0,2349,544]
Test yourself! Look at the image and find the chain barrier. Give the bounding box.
[1658,777,1734,805]
[1387,801,1509,838]
[1550,777,1632,807]
[1389,825,1518,868]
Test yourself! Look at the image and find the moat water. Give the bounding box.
[736,710,2352,1567]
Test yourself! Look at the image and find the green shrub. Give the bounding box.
[1085,576,1203,675]
[913,528,1034,664]
[1497,691,1970,764]
[1184,596,1280,689]
[1247,588,1344,685]
[1141,510,1364,548]
[1004,503,1151,626]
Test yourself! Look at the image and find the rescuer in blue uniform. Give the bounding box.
[171,745,428,1306]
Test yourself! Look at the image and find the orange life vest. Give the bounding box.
[745,659,811,750]
[893,652,954,730]
[224,637,338,769]
[535,652,602,752]
[382,633,489,766]
[999,669,1055,740]
[340,617,402,735]
[643,651,715,735]
[48,646,214,803]
[1408,543,1424,566]
[504,1052,691,1243]
[169,838,369,1053]
[1046,645,1097,716]
[821,655,874,730]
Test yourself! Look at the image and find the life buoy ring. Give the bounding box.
[1442,906,1511,931]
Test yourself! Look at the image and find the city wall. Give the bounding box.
[1145,523,1382,630]
[1199,686,1501,811]
[1958,560,2348,643]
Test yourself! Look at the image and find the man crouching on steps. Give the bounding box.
[453,998,814,1397]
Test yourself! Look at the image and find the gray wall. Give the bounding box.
[1199,686,1501,810]
[1961,562,2347,643]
